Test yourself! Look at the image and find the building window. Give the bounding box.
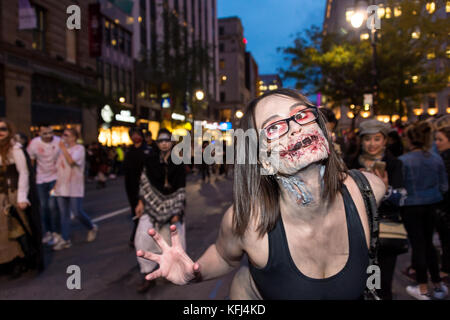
[127,72,132,104]
[220,75,227,85]
[118,28,125,52]
[125,32,131,56]
[111,23,118,47]
[219,59,225,69]
[104,63,111,96]
[219,26,224,35]
[97,60,103,93]
[428,96,436,108]
[104,19,111,45]
[32,5,46,51]
[219,43,224,52]
[220,92,226,102]
[66,29,77,63]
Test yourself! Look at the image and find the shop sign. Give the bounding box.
[18,0,37,30]
[115,110,136,123]
[171,113,185,121]
[161,98,171,109]
[101,105,114,123]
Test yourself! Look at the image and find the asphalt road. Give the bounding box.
[0,170,446,300]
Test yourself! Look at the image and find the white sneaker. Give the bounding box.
[406,285,431,300]
[53,239,72,251]
[432,284,448,300]
[42,232,53,244]
[49,232,62,246]
[86,224,98,242]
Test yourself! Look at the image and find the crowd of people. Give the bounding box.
[135,89,449,301]
[1,88,449,300]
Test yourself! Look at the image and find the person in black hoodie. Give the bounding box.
[347,119,407,300]
[123,127,153,248]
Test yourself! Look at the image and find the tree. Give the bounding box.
[279,0,449,118]
[135,3,213,119]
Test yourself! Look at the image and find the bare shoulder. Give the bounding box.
[360,171,386,206]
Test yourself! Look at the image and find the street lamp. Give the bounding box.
[349,1,378,115]
[119,96,126,103]
[195,90,204,101]
[235,110,244,119]
[350,11,365,28]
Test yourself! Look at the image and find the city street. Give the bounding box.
[0,170,447,300]
[0,171,237,300]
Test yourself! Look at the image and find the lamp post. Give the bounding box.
[349,0,378,115]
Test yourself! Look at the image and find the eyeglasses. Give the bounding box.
[62,133,70,137]
[157,139,171,143]
[262,106,319,141]
[0,127,8,132]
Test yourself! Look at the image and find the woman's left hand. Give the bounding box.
[59,141,66,150]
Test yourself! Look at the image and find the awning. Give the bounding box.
[31,102,82,125]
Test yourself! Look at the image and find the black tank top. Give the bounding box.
[248,184,369,300]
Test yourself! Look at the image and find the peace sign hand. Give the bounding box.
[136,224,201,285]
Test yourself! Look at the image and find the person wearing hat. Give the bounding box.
[347,119,407,300]
[123,127,153,249]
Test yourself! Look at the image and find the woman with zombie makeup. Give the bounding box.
[52,128,98,251]
[134,128,187,293]
[347,119,407,300]
[136,89,386,300]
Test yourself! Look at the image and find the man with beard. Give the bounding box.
[135,89,385,299]
[123,128,153,248]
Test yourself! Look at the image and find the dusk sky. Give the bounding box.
[218,0,327,89]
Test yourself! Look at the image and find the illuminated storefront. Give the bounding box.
[97,104,137,146]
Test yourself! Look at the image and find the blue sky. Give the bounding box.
[218,0,326,89]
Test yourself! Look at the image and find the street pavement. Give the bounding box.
[0,170,447,300]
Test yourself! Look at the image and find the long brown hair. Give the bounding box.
[232,89,347,238]
[0,119,15,167]
[405,121,433,151]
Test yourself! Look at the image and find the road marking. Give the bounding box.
[92,207,130,223]
[208,279,223,299]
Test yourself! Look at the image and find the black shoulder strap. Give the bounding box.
[347,169,379,266]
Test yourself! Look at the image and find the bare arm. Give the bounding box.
[137,206,245,285]
[196,206,244,280]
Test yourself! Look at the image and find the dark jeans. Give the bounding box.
[401,204,441,284]
[200,163,210,180]
[436,219,450,273]
[36,181,60,234]
[377,249,398,300]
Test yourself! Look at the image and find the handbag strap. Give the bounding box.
[347,169,380,266]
